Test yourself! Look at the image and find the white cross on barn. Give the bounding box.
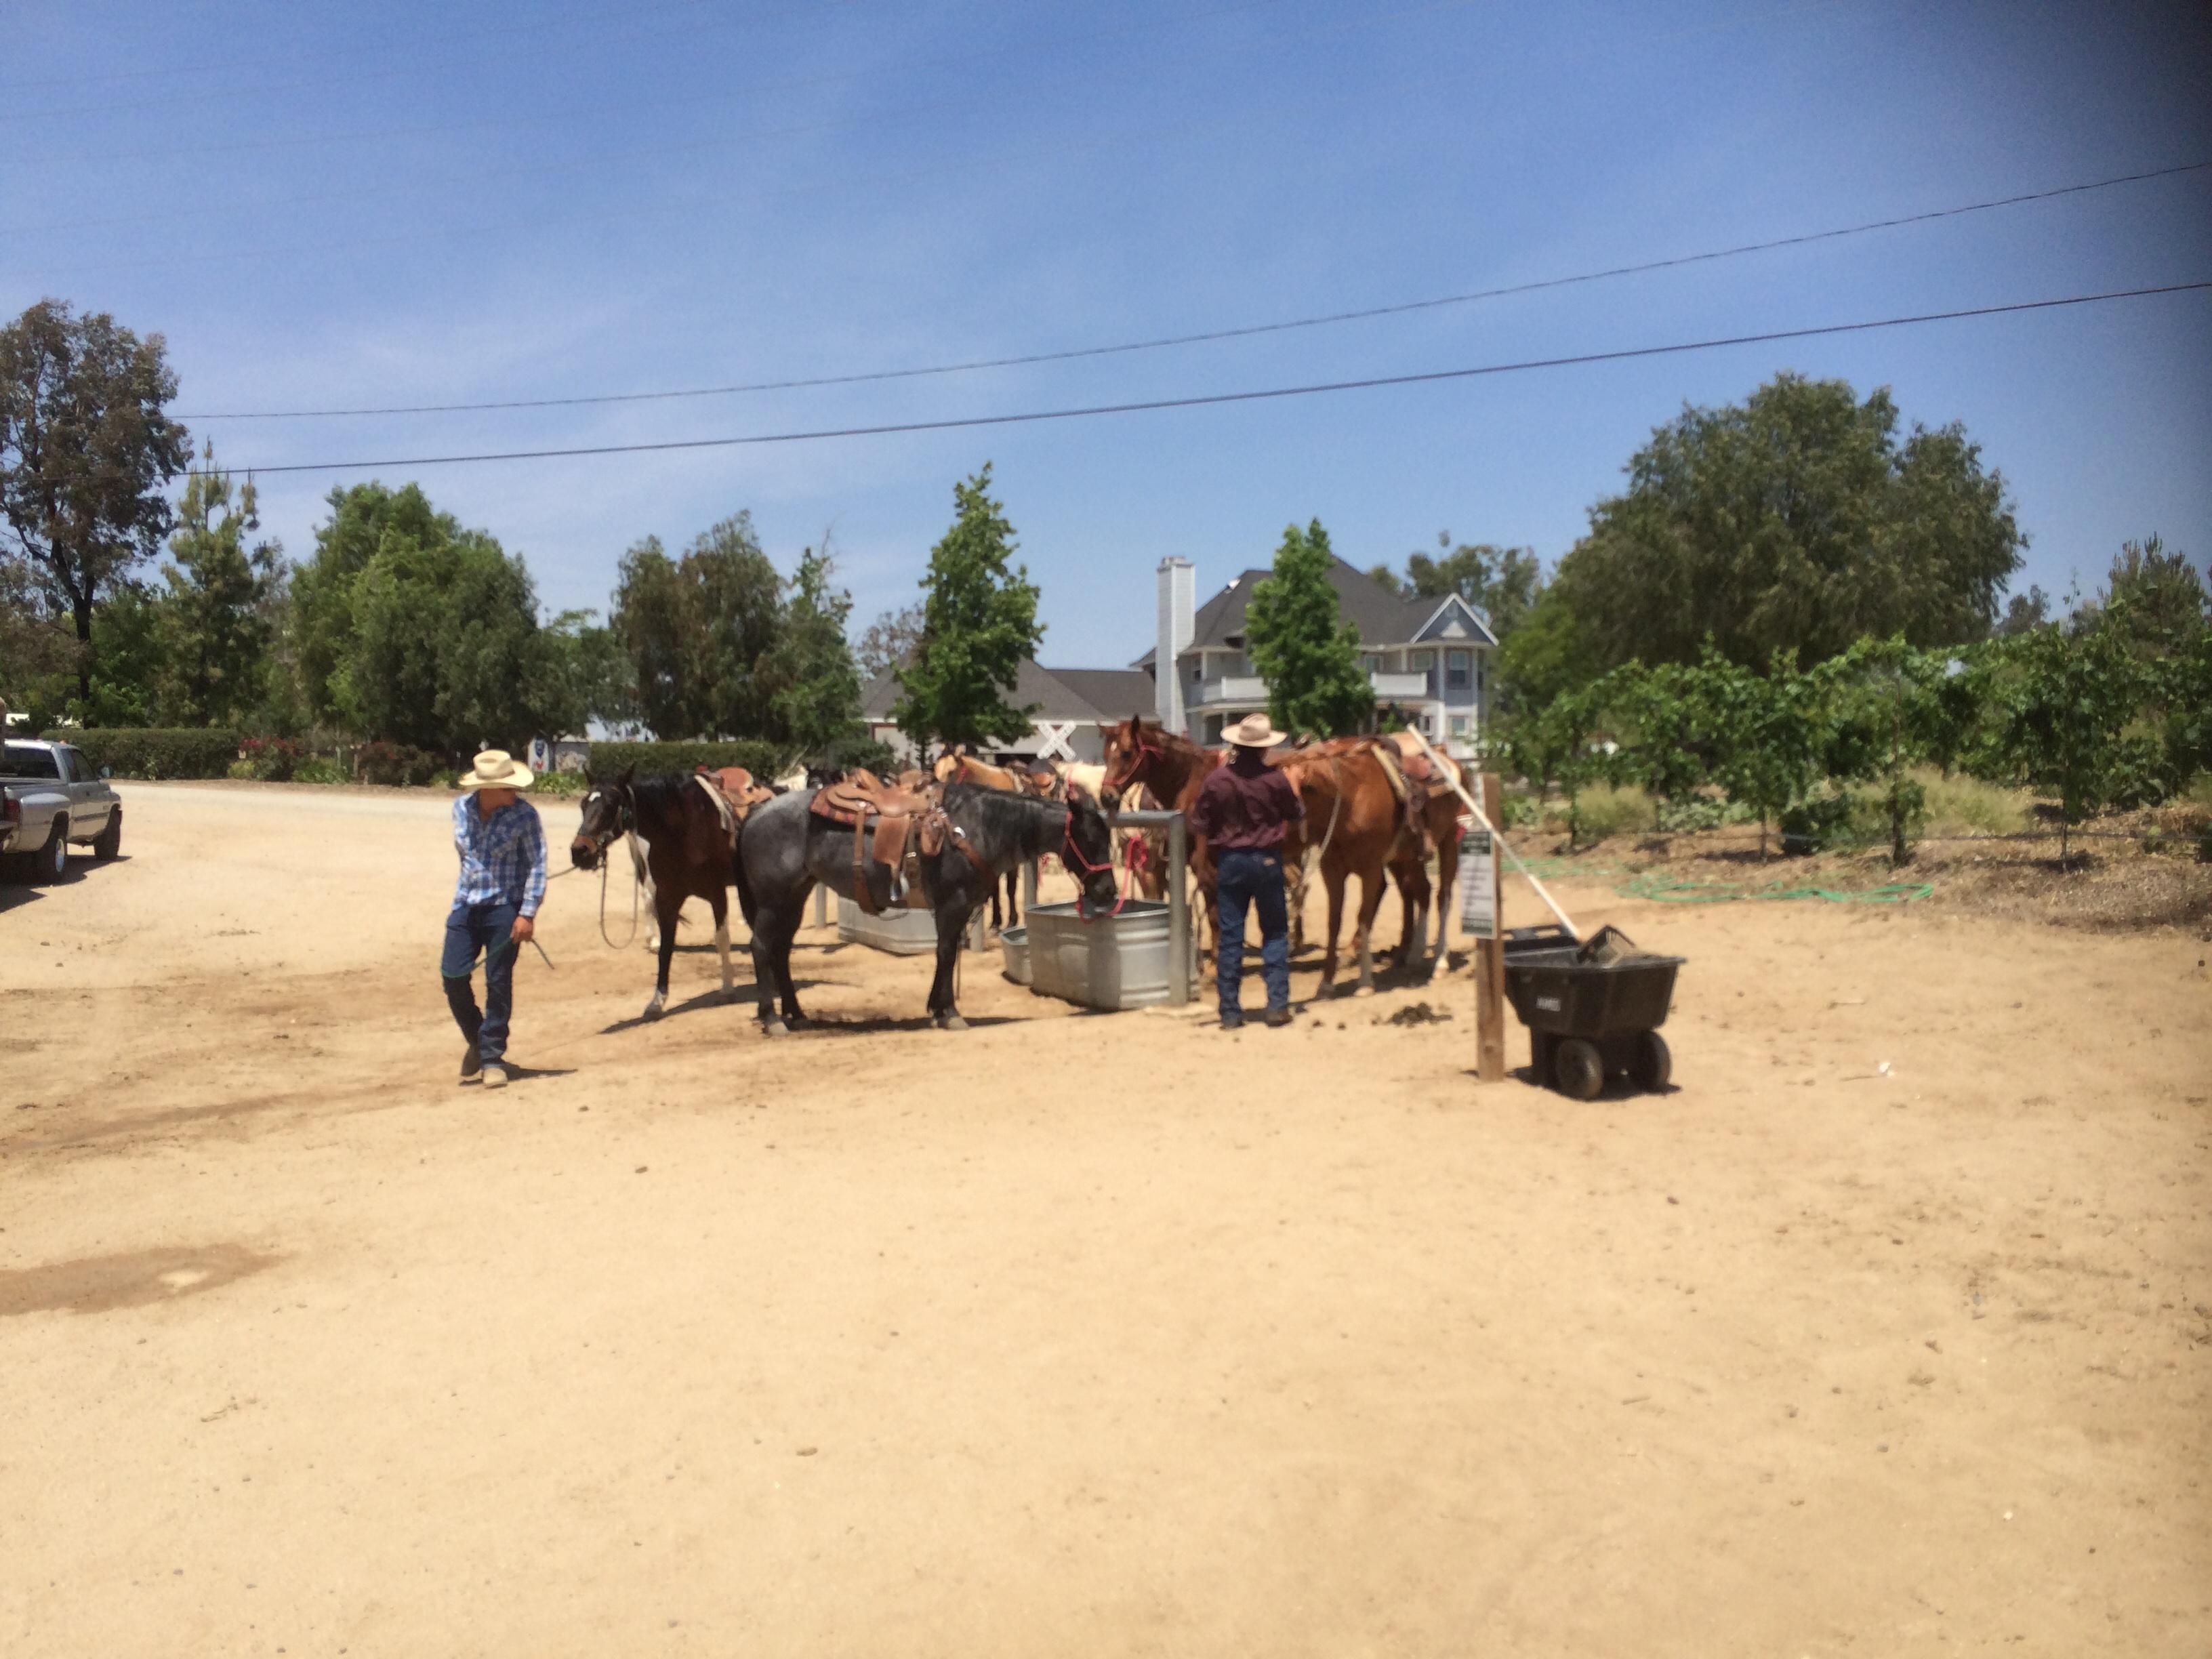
[1031,720,1078,761]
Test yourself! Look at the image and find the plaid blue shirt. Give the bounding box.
[451,794,548,917]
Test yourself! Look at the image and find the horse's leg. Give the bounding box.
[1317,863,1345,998]
[1353,861,1387,996]
[1005,869,1019,930]
[1428,833,1458,982]
[772,906,806,1027]
[930,884,973,1030]
[709,888,733,1000]
[644,886,679,1019]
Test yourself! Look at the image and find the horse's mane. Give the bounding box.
[627,772,707,830]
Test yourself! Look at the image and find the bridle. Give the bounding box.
[1103,724,1163,797]
[1057,804,1126,921]
[578,783,644,949]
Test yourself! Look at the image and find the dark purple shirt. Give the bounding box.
[1187,751,1303,851]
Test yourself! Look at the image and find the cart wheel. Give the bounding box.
[1554,1037,1605,1101]
[1631,1031,1671,1091]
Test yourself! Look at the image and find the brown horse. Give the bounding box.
[1100,716,1237,972]
[1273,740,1425,998]
[571,769,745,1021]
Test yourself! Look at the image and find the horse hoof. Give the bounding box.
[762,1019,788,1038]
[1354,985,1376,998]
[642,999,665,1021]
[935,1013,968,1031]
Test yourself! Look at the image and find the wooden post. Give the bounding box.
[813,883,827,930]
[1167,813,1189,1007]
[1474,772,1507,1083]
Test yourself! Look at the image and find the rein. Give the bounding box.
[585,785,644,949]
[1056,804,1126,921]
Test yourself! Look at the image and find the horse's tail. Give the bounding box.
[730,812,758,929]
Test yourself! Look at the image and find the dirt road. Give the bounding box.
[4,781,2208,1656]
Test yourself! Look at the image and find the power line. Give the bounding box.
[234,279,2212,475]
[181,160,2212,422]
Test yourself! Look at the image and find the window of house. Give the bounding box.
[1446,649,1471,690]
[1450,715,1470,737]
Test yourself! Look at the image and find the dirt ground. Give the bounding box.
[4,780,2209,1658]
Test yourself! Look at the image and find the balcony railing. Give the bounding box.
[1195,670,1434,708]
[1192,675,1269,708]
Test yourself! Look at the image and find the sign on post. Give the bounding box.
[1460,828,1496,939]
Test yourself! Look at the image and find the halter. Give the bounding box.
[579,784,644,949]
[1058,806,1126,921]
[1103,725,1163,796]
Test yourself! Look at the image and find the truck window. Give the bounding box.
[1,743,61,780]
[65,748,95,781]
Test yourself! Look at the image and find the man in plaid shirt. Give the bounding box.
[444,749,548,1089]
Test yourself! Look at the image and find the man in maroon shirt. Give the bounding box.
[1186,712,1304,1029]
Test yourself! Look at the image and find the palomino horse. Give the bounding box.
[1273,739,1424,998]
[571,769,743,1020]
[733,781,1120,1033]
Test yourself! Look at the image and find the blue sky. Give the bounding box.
[6,0,2209,668]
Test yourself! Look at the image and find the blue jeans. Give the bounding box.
[442,901,519,1064]
[1214,848,1290,1019]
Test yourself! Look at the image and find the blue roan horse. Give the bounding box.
[733,781,1120,1033]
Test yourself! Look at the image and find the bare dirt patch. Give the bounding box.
[2,780,2207,1656]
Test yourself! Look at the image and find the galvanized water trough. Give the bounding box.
[1023,899,1177,1010]
[835,895,939,956]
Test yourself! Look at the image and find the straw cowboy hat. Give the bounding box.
[458,747,534,790]
[1225,712,1286,750]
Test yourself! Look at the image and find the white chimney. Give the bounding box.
[1155,556,1194,736]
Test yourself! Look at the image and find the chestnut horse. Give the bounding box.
[1272,740,1425,997]
[1099,716,1243,974]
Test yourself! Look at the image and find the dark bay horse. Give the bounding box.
[571,769,739,1020]
[733,781,1120,1034]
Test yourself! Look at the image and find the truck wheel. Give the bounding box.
[1554,1036,1605,1101]
[92,808,122,861]
[1630,1031,1671,1091]
[36,818,69,883]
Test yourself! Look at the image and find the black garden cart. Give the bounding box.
[1502,924,1685,1100]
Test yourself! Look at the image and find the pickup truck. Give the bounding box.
[2,738,122,882]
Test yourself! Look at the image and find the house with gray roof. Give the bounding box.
[859,658,1155,765]
[1141,556,1495,755]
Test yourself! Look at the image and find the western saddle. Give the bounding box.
[809,769,954,914]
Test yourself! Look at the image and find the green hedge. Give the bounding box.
[43,727,240,779]
[584,739,787,780]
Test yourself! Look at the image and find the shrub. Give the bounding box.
[236,735,305,781]
[528,769,590,798]
[1778,790,1860,855]
[1548,783,1650,844]
[1919,771,2028,837]
[584,739,786,781]
[293,756,346,785]
[43,726,241,779]
[353,739,445,787]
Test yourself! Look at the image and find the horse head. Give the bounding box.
[1063,792,1123,918]
[571,766,634,870]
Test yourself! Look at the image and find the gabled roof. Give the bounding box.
[1408,591,1501,647]
[1145,558,1442,658]
[859,660,1154,724]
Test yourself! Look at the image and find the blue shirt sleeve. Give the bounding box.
[519,805,548,917]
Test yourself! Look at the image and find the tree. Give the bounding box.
[0,552,81,726]
[290,482,451,725]
[760,542,865,757]
[1996,583,2050,636]
[154,452,285,727]
[1547,373,2023,674]
[542,609,636,735]
[0,299,191,710]
[856,602,924,680]
[1372,532,1543,640]
[1494,584,1598,717]
[2095,535,2209,659]
[1986,624,2151,865]
[309,485,573,758]
[1244,518,1372,739]
[1504,676,1614,848]
[1697,649,1822,859]
[892,465,1043,754]
[608,513,785,740]
[1607,661,1708,829]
